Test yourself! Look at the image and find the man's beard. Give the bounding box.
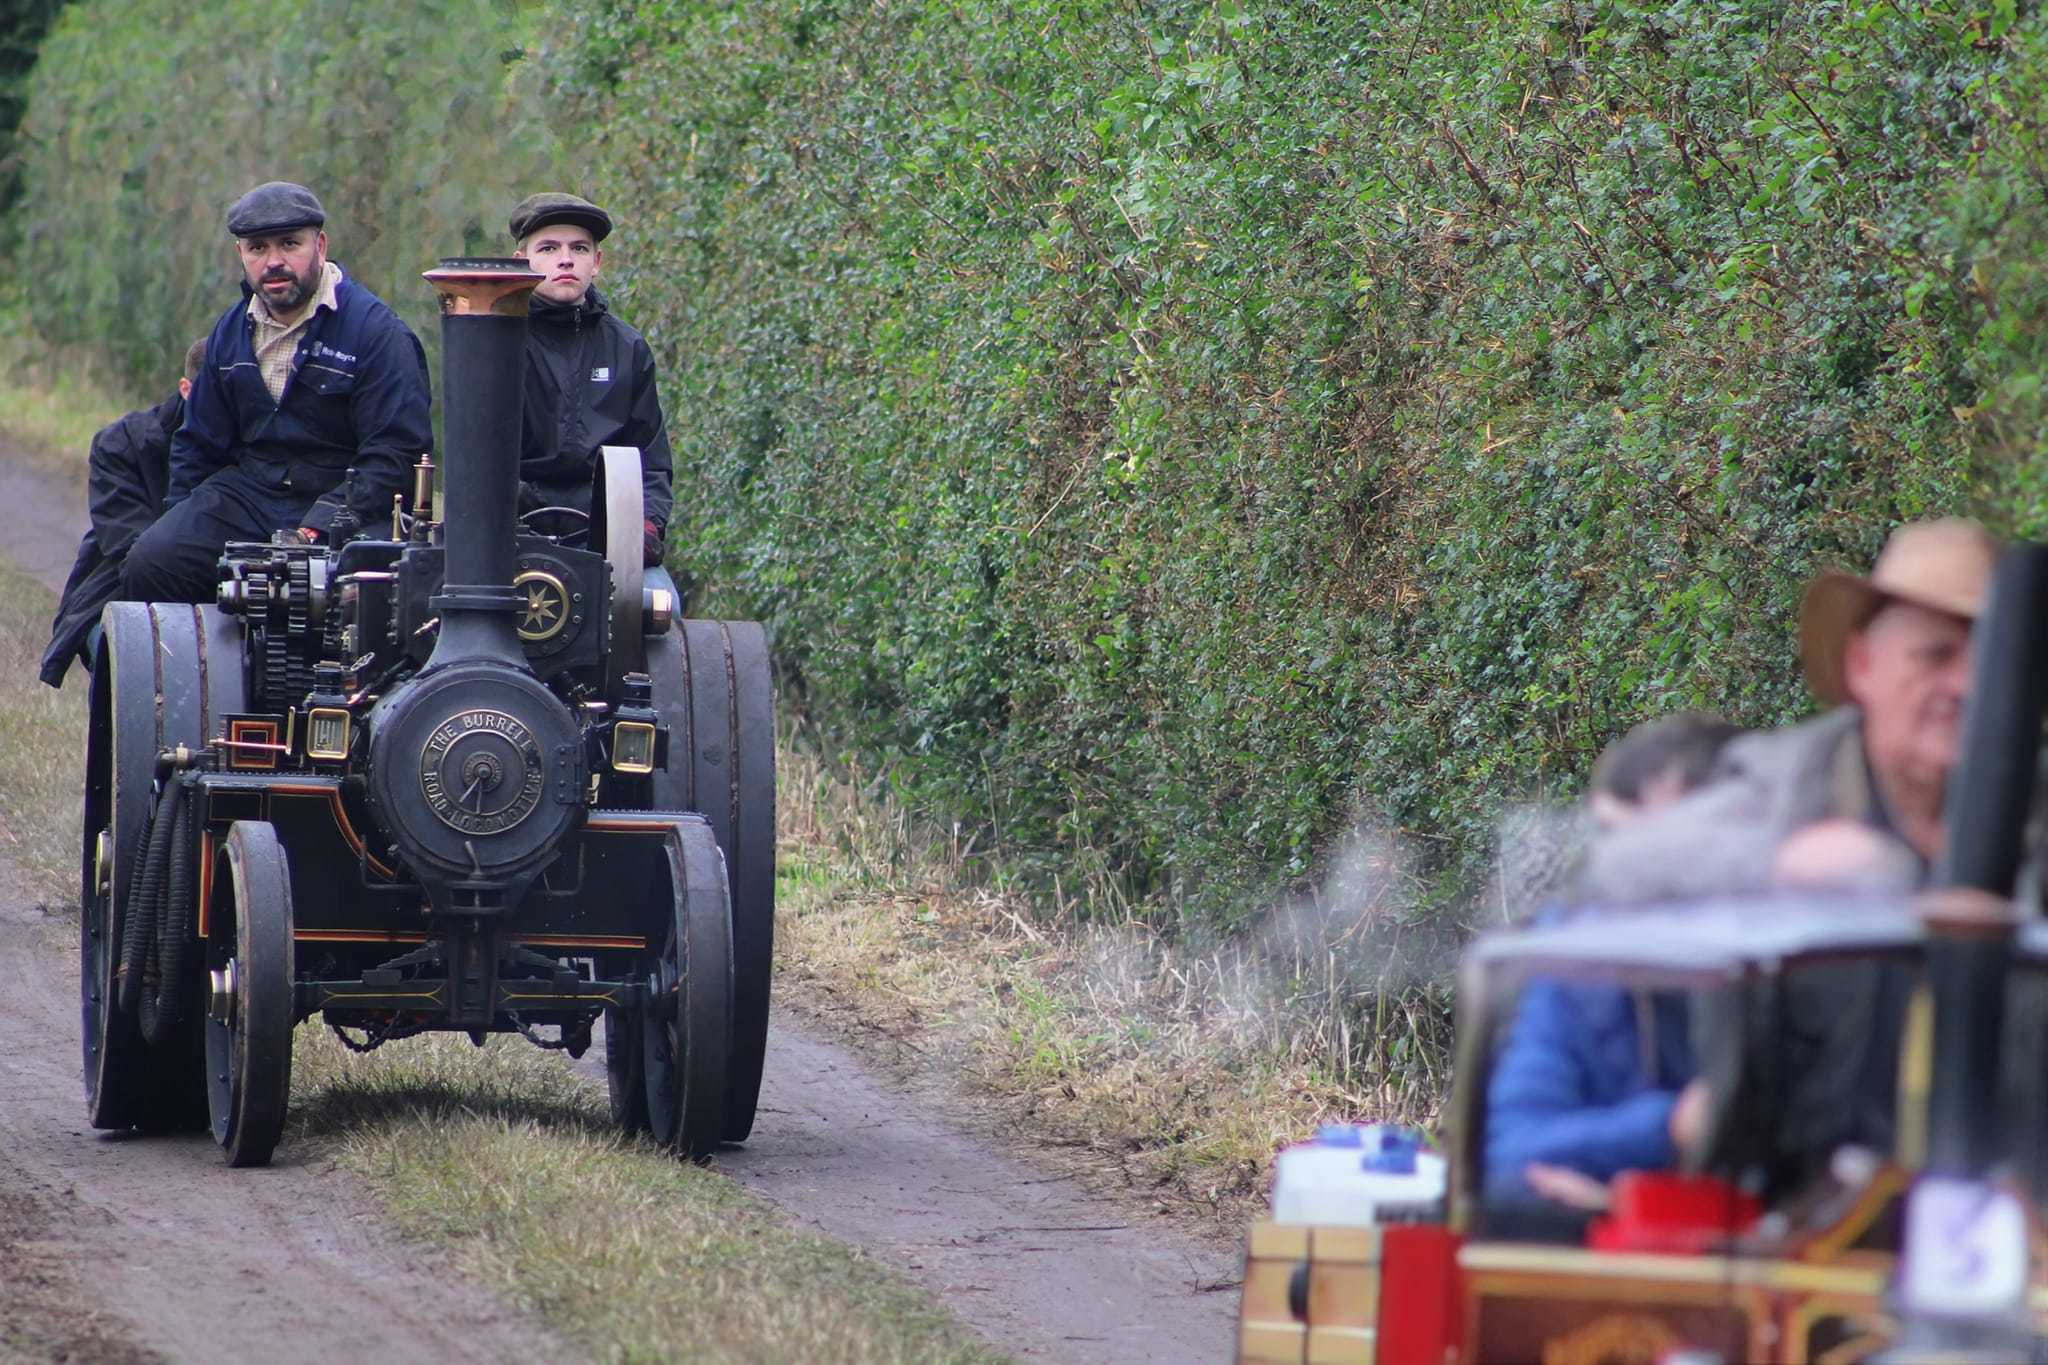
[253,259,321,314]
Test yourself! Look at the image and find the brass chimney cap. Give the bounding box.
[423,256,545,316]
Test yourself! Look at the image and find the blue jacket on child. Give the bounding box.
[1483,973,1694,1205]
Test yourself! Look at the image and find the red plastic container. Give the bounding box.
[1587,1171,1762,1254]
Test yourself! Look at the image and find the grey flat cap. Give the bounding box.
[226,181,325,238]
[509,191,612,244]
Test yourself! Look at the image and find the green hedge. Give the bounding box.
[564,0,2048,926]
[0,0,69,219]
[17,0,2048,934]
[12,0,570,397]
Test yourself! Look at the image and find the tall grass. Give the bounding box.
[777,724,1456,1212]
[0,563,85,903]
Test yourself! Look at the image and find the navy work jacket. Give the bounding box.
[171,266,432,534]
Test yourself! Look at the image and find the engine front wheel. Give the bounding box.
[641,816,732,1159]
[204,821,296,1168]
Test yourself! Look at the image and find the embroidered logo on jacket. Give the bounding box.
[591,366,611,382]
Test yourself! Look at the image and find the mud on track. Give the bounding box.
[0,449,1239,1364]
[0,864,568,1363]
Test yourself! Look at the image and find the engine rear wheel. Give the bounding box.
[647,620,775,1142]
[205,821,296,1168]
[641,816,732,1159]
[84,604,240,1132]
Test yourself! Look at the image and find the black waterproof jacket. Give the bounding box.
[40,391,181,687]
[519,287,674,533]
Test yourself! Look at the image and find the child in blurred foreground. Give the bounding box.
[1482,714,1739,1213]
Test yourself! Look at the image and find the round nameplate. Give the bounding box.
[514,568,571,643]
[417,707,547,835]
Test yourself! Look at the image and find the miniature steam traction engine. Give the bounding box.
[78,258,774,1167]
[1236,545,2048,1362]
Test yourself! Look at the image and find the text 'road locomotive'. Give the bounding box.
[79,258,774,1167]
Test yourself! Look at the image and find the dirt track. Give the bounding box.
[0,463,566,1363]
[0,451,1237,1362]
[630,1016,1240,1361]
[0,871,568,1362]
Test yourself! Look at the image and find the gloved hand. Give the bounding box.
[643,519,665,568]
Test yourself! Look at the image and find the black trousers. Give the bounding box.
[121,467,316,604]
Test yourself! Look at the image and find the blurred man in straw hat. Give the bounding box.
[1570,519,2000,1194]
[1578,517,1999,905]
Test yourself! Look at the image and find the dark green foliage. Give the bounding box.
[0,0,68,219]
[10,0,569,394]
[19,0,2048,945]
[560,0,2048,930]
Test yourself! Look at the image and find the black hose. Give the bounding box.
[140,775,196,1045]
[117,781,177,1016]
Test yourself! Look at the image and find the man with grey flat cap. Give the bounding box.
[509,191,674,566]
[122,180,432,603]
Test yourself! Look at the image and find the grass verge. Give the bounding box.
[774,730,1456,1224]
[289,1028,999,1364]
[0,563,86,910]
[0,291,142,478]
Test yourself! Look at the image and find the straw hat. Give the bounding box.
[1799,518,1999,705]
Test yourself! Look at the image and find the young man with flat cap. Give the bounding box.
[122,180,432,603]
[509,191,674,566]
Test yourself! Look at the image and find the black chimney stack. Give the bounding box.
[1921,543,2048,1176]
[420,258,544,664]
[1878,544,2048,1361]
[361,255,583,916]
